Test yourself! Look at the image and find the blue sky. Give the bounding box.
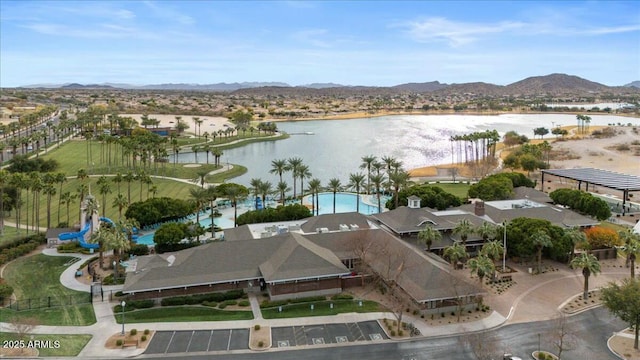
[1,1,639,87]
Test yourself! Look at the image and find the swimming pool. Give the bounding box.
[135,211,236,246]
[303,192,385,215]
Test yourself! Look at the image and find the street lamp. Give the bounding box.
[502,221,508,272]
[113,260,117,282]
[121,300,126,335]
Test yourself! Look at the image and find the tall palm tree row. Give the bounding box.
[347,173,366,213]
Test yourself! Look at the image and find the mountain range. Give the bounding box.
[19,74,640,95]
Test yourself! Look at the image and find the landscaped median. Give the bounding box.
[113,290,254,323]
[259,294,384,319]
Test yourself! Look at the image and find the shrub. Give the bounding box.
[116,339,123,347]
[130,329,137,336]
[254,324,261,331]
[202,301,218,307]
[238,300,250,307]
[289,296,326,304]
[331,293,354,300]
[128,244,150,256]
[141,335,147,342]
[260,299,289,309]
[398,330,404,336]
[390,330,396,336]
[114,299,154,312]
[258,340,264,347]
[161,290,245,306]
[144,329,150,335]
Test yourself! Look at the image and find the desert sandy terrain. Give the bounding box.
[121,114,233,136]
[548,127,640,176]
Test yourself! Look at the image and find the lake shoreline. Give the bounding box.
[265,110,640,123]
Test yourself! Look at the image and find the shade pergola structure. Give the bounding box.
[541,168,640,215]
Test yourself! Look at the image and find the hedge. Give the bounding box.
[113,299,155,312]
[260,295,327,309]
[0,234,46,266]
[160,289,244,306]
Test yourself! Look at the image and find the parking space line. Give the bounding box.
[206,330,213,352]
[185,330,194,352]
[227,329,233,351]
[164,331,176,354]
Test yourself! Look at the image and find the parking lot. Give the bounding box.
[145,329,249,354]
[271,321,388,348]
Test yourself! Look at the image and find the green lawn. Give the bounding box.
[0,333,92,357]
[423,182,470,199]
[0,226,24,245]
[1,254,96,326]
[207,164,248,183]
[261,300,383,319]
[115,305,253,323]
[5,176,199,228]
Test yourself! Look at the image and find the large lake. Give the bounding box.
[175,114,638,186]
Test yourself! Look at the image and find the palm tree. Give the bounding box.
[276,181,290,204]
[307,178,322,216]
[443,243,467,269]
[453,219,474,247]
[360,155,377,195]
[249,178,263,210]
[97,176,112,219]
[213,148,223,167]
[258,180,273,209]
[480,240,504,273]
[54,172,67,225]
[418,225,441,251]
[192,169,209,188]
[112,193,129,220]
[348,173,366,213]
[202,144,211,164]
[42,182,57,229]
[191,144,200,163]
[101,225,130,281]
[297,164,312,202]
[369,173,385,213]
[531,230,553,274]
[327,178,342,214]
[564,227,587,260]
[570,252,601,300]
[269,159,288,184]
[476,222,497,243]
[621,236,640,279]
[287,157,303,199]
[468,255,495,285]
[60,192,76,226]
[0,170,9,235]
[189,187,209,241]
[220,183,248,227]
[389,170,409,209]
[123,171,135,204]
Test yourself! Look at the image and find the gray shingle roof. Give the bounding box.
[259,233,350,283]
[371,206,484,234]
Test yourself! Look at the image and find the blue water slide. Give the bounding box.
[58,222,99,249]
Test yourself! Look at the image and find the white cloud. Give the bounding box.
[143,1,195,26]
[399,17,524,47]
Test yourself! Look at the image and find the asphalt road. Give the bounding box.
[138,307,625,360]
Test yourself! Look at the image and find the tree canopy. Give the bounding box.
[467,172,534,201]
[601,278,640,350]
[549,188,611,220]
[386,184,462,210]
[236,204,312,226]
